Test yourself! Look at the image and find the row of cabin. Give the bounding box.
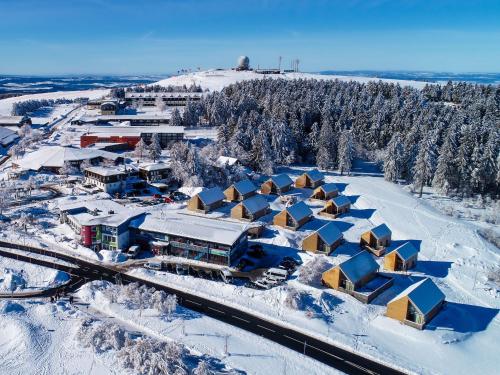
[321,250,444,328]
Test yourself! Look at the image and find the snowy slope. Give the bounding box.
[154,69,429,91]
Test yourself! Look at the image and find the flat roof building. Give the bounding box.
[125,92,202,107]
[130,212,248,266]
[0,115,31,127]
[73,114,171,126]
[80,125,184,149]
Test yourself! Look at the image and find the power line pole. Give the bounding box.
[278,56,282,71]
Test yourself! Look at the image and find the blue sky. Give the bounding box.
[0,0,499,74]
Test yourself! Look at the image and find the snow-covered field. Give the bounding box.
[0,257,69,292]
[155,69,430,91]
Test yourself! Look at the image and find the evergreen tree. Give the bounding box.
[316,118,336,170]
[133,138,148,160]
[432,127,459,195]
[338,130,354,175]
[250,127,274,175]
[413,132,437,197]
[170,108,182,127]
[148,134,162,162]
[384,133,404,182]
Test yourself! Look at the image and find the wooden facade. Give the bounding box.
[318,198,350,218]
[302,232,342,254]
[384,250,418,272]
[187,195,224,214]
[260,175,293,195]
[224,185,257,202]
[360,227,391,257]
[295,170,325,189]
[386,279,445,329]
[273,207,311,231]
[231,202,268,222]
[310,184,339,201]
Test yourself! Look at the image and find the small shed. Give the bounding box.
[187,187,225,213]
[273,201,312,230]
[319,195,351,218]
[386,278,445,329]
[261,174,293,195]
[302,221,343,254]
[384,242,418,271]
[295,169,325,188]
[360,223,392,256]
[224,179,258,202]
[310,183,339,201]
[231,195,270,222]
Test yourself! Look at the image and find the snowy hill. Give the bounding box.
[154,69,430,91]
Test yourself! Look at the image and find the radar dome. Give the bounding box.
[237,56,250,70]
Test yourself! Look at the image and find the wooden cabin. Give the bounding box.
[360,224,392,256]
[310,183,339,201]
[231,195,270,222]
[273,201,312,231]
[386,278,445,329]
[318,195,351,218]
[384,242,418,272]
[302,222,343,254]
[322,251,393,303]
[295,169,325,189]
[224,179,258,202]
[187,187,225,213]
[322,251,379,291]
[261,174,293,195]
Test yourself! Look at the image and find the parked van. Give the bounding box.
[220,268,234,284]
[144,262,162,271]
[264,267,288,282]
[127,245,141,259]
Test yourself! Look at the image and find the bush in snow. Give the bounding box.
[297,256,331,287]
[193,360,213,375]
[76,319,126,353]
[283,286,306,310]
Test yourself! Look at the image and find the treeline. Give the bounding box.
[11,98,85,116]
[194,78,498,198]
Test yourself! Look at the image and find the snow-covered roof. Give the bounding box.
[86,125,184,137]
[0,127,19,146]
[286,201,313,222]
[371,223,392,239]
[197,187,225,205]
[130,212,248,246]
[80,114,171,122]
[316,222,343,246]
[331,195,351,208]
[125,92,202,98]
[304,169,324,183]
[233,180,257,195]
[338,251,379,284]
[60,199,140,227]
[391,242,418,261]
[13,146,121,171]
[240,195,269,214]
[319,183,339,194]
[217,155,239,167]
[85,166,127,177]
[270,174,293,189]
[0,115,28,125]
[389,278,445,316]
[139,162,171,171]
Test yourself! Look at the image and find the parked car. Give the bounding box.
[263,267,288,282]
[126,245,141,259]
[176,264,188,275]
[144,262,162,271]
[253,279,273,290]
[279,260,297,272]
[164,197,173,203]
[153,193,162,199]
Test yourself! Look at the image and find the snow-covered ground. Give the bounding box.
[0,257,69,292]
[155,69,430,91]
[0,89,109,116]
